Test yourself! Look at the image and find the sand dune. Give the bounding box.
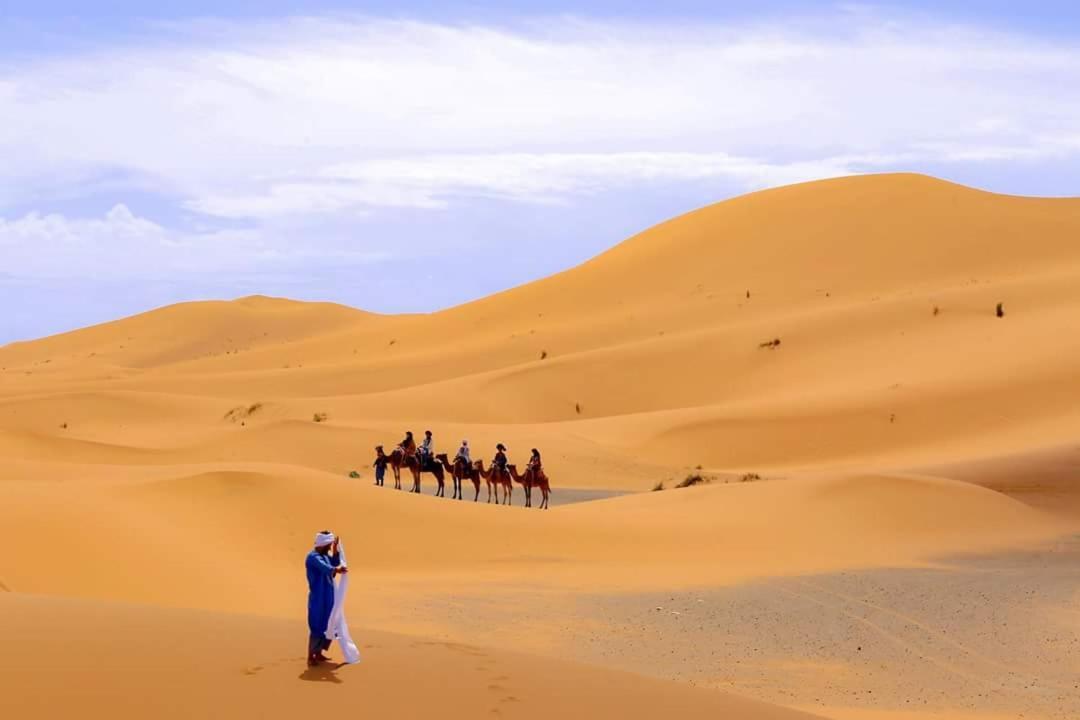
[1,173,1077,719]
[0,593,821,720]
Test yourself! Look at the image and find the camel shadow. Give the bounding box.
[298,661,347,684]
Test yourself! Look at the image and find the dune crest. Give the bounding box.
[1,173,1076,720]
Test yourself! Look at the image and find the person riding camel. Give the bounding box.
[419,430,434,469]
[398,431,416,457]
[454,439,471,467]
[528,448,542,472]
[493,443,508,474]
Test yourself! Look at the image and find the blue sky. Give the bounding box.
[2,2,1080,342]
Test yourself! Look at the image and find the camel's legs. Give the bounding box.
[473,481,480,502]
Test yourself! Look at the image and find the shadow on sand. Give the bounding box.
[298,661,347,684]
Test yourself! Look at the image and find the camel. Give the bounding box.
[474,459,513,505]
[386,448,446,495]
[436,453,481,501]
[385,447,408,490]
[507,464,552,509]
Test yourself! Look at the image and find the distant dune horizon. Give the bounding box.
[3,172,1078,719]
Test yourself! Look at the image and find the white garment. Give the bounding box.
[324,541,361,664]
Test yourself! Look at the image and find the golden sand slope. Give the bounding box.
[0,593,821,720]
[1,173,1077,719]
[4,174,1079,489]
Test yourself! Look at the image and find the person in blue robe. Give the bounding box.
[306,530,345,666]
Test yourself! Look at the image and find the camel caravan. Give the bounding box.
[373,431,552,509]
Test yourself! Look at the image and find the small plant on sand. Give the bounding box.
[740,472,761,482]
[224,402,263,423]
[651,480,665,492]
[313,412,328,423]
[348,470,361,479]
[540,350,548,360]
[933,305,941,316]
[676,473,710,489]
[575,402,582,415]
[60,422,68,430]
[996,302,1005,318]
[759,337,781,349]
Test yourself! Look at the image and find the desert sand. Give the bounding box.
[1,173,1077,719]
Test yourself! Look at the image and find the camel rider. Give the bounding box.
[528,448,543,472]
[493,443,508,473]
[454,439,471,467]
[419,430,434,469]
[398,431,416,456]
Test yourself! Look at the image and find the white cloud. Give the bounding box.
[0,205,385,279]
[191,152,862,217]
[2,13,1080,222]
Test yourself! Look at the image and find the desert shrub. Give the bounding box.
[224,402,263,423]
[651,480,665,492]
[740,473,761,482]
[540,350,548,360]
[348,470,361,479]
[759,338,781,349]
[313,412,328,423]
[676,473,710,489]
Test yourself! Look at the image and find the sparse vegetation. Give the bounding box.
[759,337,781,349]
[651,480,665,492]
[540,350,548,360]
[996,302,1005,318]
[575,402,582,415]
[313,412,328,423]
[676,473,710,489]
[224,402,263,423]
[389,338,397,346]
[60,422,68,430]
[348,470,361,479]
[933,305,941,316]
[740,473,761,482]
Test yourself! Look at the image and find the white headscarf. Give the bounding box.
[314,531,336,548]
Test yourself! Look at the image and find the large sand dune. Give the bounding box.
[1,173,1076,719]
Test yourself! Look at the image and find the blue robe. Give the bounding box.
[306,549,341,640]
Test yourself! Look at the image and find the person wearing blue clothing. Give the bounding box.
[373,445,390,486]
[306,530,346,666]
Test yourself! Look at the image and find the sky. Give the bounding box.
[2,2,1080,343]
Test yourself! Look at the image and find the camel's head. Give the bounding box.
[435,453,448,461]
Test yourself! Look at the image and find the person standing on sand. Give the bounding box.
[306,531,347,666]
[373,446,389,486]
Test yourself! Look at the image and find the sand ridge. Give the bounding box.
[1,173,1077,719]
